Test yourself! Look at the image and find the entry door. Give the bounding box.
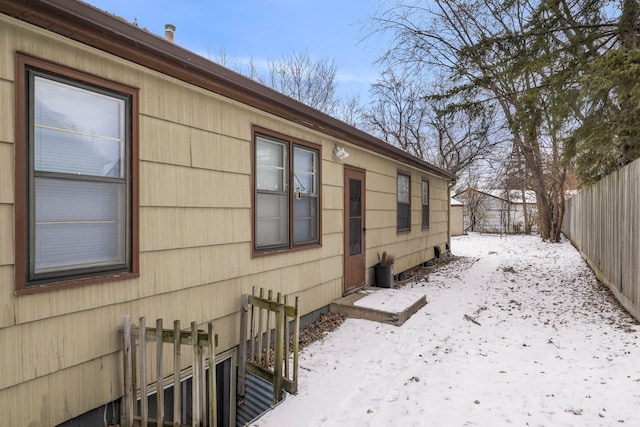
[344,167,366,294]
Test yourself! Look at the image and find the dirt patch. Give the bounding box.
[295,312,345,350]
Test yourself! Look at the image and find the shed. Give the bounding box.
[450,198,464,236]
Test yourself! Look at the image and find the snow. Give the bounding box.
[252,233,640,426]
[353,288,424,313]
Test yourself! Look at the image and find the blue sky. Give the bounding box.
[85,0,387,100]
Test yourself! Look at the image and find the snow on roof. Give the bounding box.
[451,198,464,206]
[454,188,537,204]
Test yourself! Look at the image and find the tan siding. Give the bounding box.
[132,282,243,328]
[13,276,140,324]
[140,207,251,251]
[0,354,121,427]
[141,76,231,135]
[322,208,343,235]
[251,116,325,146]
[0,266,14,328]
[139,115,192,167]
[366,191,396,223]
[1,308,121,390]
[361,165,450,280]
[295,278,343,314]
[190,129,249,174]
[0,143,13,203]
[0,204,13,266]
[0,81,13,144]
[140,162,250,208]
[137,243,249,297]
[322,184,343,211]
[366,170,396,192]
[0,14,454,426]
[366,210,396,232]
[256,257,343,298]
[321,161,345,187]
[0,18,17,80]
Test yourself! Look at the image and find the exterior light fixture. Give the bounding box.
[333,145,349,160]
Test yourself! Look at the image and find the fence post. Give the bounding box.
[156,318,164,426]
[238,294,248,397]
[140,317,148,426]
[191,321,200,427]
[122,315,133,427]
[293,296,300,386]
[273,303,285,404]
[208,322,217,427]
[173,320,181,427]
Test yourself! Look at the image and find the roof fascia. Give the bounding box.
[0,0,456,180]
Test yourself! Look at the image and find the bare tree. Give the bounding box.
[266,49,340,115]
[363,67,508,176]
[337,93,365,127]
[366,0,573,241]
[363,69,431,158]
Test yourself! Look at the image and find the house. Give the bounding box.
[450,198,464,236]
[452,188,537,234]
[0,1,456,425]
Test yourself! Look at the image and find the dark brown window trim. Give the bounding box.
[397,170,411,233]
[251,125,322,257]
[1,1,458,183]
[14,52,139,294]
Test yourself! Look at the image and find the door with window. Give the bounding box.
[343,167,366,294]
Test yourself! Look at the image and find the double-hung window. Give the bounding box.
[397,172,411,231]
[16,54,138,291]
[254,130,320,252]
[421,179,430,228]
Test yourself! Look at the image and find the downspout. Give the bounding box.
[447,178,457,252]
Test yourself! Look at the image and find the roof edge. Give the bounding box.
[1,0,456,180]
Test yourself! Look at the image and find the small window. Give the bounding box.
[15,54,139,291]
[397,172,411,231]
[421,179,430,228]
[254,130,320,252]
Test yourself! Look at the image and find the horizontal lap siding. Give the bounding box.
[0,79,14,144]
[348,152,450,279]
[0,16,344,426]
[0,13,452,426]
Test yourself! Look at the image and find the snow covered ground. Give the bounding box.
[252,233,640,427]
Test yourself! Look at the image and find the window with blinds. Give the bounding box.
[254,131,320,253]
[16,54,138,290]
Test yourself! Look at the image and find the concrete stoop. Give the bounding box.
[330,287,427,326]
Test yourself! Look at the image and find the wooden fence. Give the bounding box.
[122,316,216,427]
[238,287,300,405]
[563,158,640,321]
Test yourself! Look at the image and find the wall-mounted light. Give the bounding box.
[333,145,349,161]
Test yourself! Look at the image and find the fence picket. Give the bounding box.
[238,288,300,406]
[121,317,217,427]
[564,158,640,322]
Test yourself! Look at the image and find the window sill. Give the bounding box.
[252,242,321,258]
[16,271,139,295]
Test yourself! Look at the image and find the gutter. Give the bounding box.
[0,0,456,181]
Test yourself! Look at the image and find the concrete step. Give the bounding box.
[330,287,427,326]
